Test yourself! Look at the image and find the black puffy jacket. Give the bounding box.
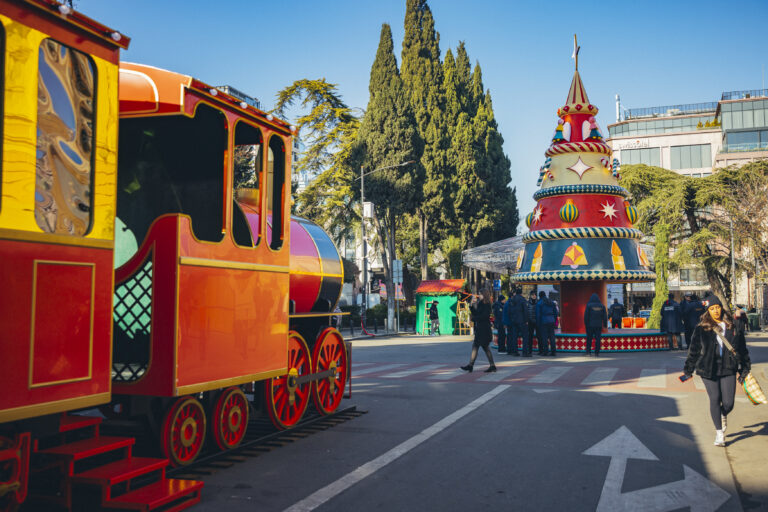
[684,325,751,380]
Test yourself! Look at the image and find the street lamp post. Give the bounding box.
[359,160,415,332]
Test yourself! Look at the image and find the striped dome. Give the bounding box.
[625,203,638,225]
[525,212,535,228]
[559,199,579,223]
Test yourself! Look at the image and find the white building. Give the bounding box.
[607,89,768,310]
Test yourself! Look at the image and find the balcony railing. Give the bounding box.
[626,102,718,120]
[721,89,768,101]
[719,141,768,153]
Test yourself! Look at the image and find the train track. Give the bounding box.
[168,405,367,479]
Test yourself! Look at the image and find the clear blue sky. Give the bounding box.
[77,0,768,230]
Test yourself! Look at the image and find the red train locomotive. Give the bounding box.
[0,1,349,510]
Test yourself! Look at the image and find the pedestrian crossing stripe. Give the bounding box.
[350,362,754,397]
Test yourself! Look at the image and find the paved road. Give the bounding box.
[196,332,768,511]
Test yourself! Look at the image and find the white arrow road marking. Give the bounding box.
[584,425,730,512]
[284,384,510,512]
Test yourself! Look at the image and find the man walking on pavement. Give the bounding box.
[526,291,540,355]
[584,293,608,356]
[608,298,624,329]
[536,291,558,356]
[660,292,684,350]
[493,295,507,352]
[681,293,705,349]
[505,288,528,356]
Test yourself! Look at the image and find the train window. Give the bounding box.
[117,103,226,248]
[232,121,263,247]
[267,136,286,251]
[35,39,96,235]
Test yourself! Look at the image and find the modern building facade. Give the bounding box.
[607,89,768,311]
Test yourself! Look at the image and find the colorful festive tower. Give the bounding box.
[512,41,655,333]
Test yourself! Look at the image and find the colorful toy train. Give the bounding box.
[0,1,348,509]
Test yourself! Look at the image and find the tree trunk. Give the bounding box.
[419,210,428,280]
[684,208,732,313]
[371,208,394,332]
[387,214,396,332]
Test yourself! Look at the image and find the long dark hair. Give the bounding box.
[699,308,732,332]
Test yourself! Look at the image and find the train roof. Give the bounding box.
[13,0,130,50]
[119,62,294,136]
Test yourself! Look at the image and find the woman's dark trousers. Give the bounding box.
[702,375,736,430]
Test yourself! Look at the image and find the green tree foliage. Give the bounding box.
[620,164,744,310]
[272,79,361,245]
[648,222,669,329]
[439,235,463,279]
[358,23,422,330]
[401,0,445,278]
[450,63,517,247]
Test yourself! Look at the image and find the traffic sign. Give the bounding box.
[493,279,501,291]
[392,259,403,284]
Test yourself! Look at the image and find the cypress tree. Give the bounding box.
[358,23,421,331]
[401,0,447,279]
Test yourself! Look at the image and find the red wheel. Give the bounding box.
[312,328,347,415]
[161,397,206,466]
[211,387,249,451]
[265,332,312,430]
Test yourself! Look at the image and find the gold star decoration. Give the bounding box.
[567,157,593,179]
[600,201,617,220]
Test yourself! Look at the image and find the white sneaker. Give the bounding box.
[714,430,725,447]
[721,414,727,433]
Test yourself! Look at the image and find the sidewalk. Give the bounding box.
[726,331,768,511]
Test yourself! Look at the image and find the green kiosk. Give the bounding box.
[415,279,468,335]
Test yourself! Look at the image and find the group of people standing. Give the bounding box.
[461,289,560,373]
[459,286,754,449]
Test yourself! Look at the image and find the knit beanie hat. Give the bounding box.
[702,293,722,308]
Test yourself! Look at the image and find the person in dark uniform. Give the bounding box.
[584,294,608,356]
[506,288,529,356]
[683,293,751,447]
[661,292,684,350]
[608,299,624,329]
[536,292,558,356]
[526,291,540,354]
[682,293,705,349]
[492,295,507,352]
[461,289,496,373]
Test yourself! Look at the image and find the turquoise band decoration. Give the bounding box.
[510,269,656,283]
[533,184,629,201]
[523,227,643,243]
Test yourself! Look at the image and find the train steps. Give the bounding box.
[27,413,202,511]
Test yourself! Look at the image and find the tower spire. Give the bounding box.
[572,34,580,71]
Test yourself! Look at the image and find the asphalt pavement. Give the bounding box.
[195,330,768,511]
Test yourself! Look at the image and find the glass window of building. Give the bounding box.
[621,147,660,167]
[670,144,711,169]
[35,39,96,235]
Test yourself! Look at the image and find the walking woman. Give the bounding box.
[461,288,497,373]
[682,293,751,447]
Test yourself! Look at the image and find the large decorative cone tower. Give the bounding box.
[512,39,655,336]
